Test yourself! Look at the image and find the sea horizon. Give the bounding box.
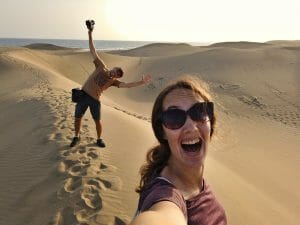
[0,37,210,51]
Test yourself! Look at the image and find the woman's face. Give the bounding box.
[162,88,211,169]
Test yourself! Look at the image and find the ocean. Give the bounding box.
[0,38,207,51]
[0,38,154,51]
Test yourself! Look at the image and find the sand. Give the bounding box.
[0,41,299,225]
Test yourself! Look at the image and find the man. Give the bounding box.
[70,20,151,148]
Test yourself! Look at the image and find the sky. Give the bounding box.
[0,0,300,43]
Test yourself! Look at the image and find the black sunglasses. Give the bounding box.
[160,102,214,130]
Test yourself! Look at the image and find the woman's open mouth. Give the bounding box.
[181,138,202,153]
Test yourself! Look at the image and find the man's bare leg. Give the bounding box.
[70,117,82,147]
[94,119,102,139]
[75,117,82,137]
[94,120,105,147]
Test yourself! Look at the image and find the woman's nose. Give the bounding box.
[182,116,199,131]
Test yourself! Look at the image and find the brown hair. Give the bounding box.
[136,76,216,193]
[115,67,124,77]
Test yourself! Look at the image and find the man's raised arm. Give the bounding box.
[86,20,106,68]
[88,30,99,60]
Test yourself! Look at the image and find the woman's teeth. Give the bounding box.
[181,138,200,145]
[181,138,202,152]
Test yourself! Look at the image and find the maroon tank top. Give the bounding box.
[137,177,227,225]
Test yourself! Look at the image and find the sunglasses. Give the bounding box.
[160,102,214,130]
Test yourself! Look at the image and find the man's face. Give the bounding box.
[110,67,122,78]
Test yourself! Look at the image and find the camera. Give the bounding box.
[85,20,95,31]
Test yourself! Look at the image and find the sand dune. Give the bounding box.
[111,43,201,57]
[267,40,300,47]
[0,47,154,225]
[0,41,299,225]
[25,43,71,50]
[209,41,271,49]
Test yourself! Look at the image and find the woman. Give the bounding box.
[131,76,227,225]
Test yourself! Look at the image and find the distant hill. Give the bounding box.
[109,43,200,57]
[209,41,270,49]
[24,43,70,50]
[267,40,300,47]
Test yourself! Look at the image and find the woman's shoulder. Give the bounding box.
[138,176,187,216]
[185,179,219,206]
[186,180,227,224]
[140,176,182,200]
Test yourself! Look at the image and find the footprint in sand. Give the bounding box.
[79,157,91,165]
[61,159,81,170]
[86,136,95,143]
[87,151,98,159]
[75,208,98,223]
[99,163,117,173]
[64,177,82,193]
[60,124,67,129]
[87,178,107,190]
[48,132,65,141]
[60,150,70,157]
[100,163,108,170]
[100,177,122,191]
[81,185,103,210]
[79,149,87,154]
[91,176,122,191]
[78,146,87,154]
[97,178,113,189]
[52,207,77,225]
[68,164,88,176]
[71,147,81,154]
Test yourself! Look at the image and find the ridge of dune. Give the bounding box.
[267,40,300,46]
[24,43,71,50]
[109,42,201,57]
[209,41,271,49]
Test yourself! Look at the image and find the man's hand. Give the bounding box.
[86,20,95,31]
[142,74,152,84]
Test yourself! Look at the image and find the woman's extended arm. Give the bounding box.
[130,201,187,225]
